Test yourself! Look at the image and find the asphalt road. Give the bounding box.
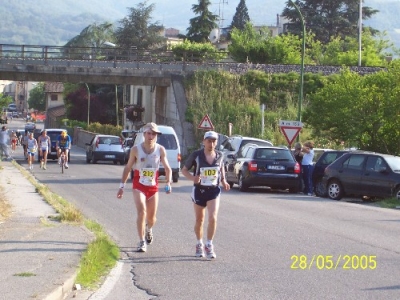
[9,119,400,299]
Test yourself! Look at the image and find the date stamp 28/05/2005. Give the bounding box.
[290,255,377,270]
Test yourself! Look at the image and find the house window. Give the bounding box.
[137,89,143,107]
[51,94,58,101]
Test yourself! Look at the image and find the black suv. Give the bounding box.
[312,150,350,197]
[322,151,400,200]
[219,135,273,169]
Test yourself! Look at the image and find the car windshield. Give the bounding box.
[99,137,120,145]
[157,134,178,150]
[255,149,293,161]
[384,156,400,172]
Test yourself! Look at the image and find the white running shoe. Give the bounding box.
[195,243,205,257]
[205,243,216,259]
[145,227,153,245]
[40,161,43,169]
[65,163,69,169]
[58,158,61,165]
[137,241,147,252]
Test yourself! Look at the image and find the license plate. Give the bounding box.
[105,155,115,159]
[267,165,284,170]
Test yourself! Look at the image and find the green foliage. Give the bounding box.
[186,0,218,43]
[230,0,250,30]
[115,1,165,50]
[171,40,226,62]
[87,122,122,136]
[282,0,379,45]
[0,93,13,109]
[229,23,390,66]
[28,83,45,111]
[303,64,400,155]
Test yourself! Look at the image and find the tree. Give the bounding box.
[282,0,379,44]
[115,1,165,49]
[186,0,218,43]
[230,0,250,30]
[303,65,400,154]
[64,22,115,48]
[228,23,303,64]
[171,40,226,62]
[0,93,13,110]
[28,83,45,111]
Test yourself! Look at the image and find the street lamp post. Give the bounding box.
[289,0,306,141]
[84,83,90,126]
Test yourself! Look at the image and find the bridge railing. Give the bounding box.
[0,44,228,64]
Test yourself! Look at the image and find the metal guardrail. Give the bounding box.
[0,44,229,72]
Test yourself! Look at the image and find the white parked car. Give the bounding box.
[85,134,125,165]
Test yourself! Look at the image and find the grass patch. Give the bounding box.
[14,272,36,277]
[376,197,400,209]
[76,221,119,289]
[10,161,120,289]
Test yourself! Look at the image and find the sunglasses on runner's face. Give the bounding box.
[146,131,157,136]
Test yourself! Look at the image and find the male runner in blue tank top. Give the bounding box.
[181,130,230,259]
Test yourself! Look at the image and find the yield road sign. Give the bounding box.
[198,114,214,130]
[279,120,303,145]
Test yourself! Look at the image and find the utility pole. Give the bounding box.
[358,0,363,67]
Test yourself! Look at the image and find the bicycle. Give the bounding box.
[59,150,67,173]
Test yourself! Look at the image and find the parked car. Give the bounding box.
[219,135,273,170]
[322,151,400,200]
[24,122,36,131]
[226,144,301,192]
[133,125,181,182]
[312,148,333,164]
[39,129,70,162]
[312,150,350,197]
[85,134,125,165]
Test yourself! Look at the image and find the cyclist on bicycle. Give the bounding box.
[56,131,71,169]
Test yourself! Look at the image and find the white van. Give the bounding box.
[133,125,181,182]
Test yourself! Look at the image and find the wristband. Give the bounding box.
[119,183,125,189]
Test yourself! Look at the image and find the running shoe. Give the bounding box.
[40,161,43,169]
[58,158,61,165]
[137,241,147,252]
[43,164,47,170]
[205,243,216,259]
[65,163,69,169]
[145,229,153,245]
[195,243,205,258]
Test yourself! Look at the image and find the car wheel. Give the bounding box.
[172,172,179,183]
[227,181,234,188]
[288,187,298,193]
[119,160,125,165]
[91,154,97,164]
[314,179,327,197]
[395,186,400,200]
[327,179,343,200]
[86,155,90,163]
[113,161,117,165]
[238,173,248,192]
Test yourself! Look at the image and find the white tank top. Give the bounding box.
[134,143,161,186]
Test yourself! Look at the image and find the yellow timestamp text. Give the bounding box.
[290,255,377,270]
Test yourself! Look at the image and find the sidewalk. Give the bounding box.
[0,155,93,299]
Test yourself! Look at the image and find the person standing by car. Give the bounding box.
[27,132,38,170]
[117,122,172,253]
[301,141,315,196]
[56,131,71,169]
[10,130,18,153]
[38,130,51,170]
[23,130,29,159]
[0,126,11,160]
[293,142,304,193]
[181,131,230,259]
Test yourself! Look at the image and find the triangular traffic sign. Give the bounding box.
[280,126,302,145]
[198,114,214,130]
